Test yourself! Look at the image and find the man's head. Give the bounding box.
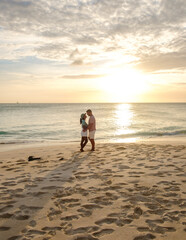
[86,109,92,116]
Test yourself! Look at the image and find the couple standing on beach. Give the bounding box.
[80,109,96,152]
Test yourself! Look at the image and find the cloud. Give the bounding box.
[136,50,186,72]
[71,59,84,65]
[0,0,185,72]
[173,82,186,85]
[35,42,70,61]
[61,74,105,79]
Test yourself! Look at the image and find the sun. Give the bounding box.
[99,68,150,102]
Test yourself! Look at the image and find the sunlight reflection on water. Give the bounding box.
[114,104,136,142]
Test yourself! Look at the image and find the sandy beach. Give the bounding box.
[0,142,186,240]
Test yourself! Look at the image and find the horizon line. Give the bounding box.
[1,102,186,104]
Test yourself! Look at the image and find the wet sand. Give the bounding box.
[0,143,186,240]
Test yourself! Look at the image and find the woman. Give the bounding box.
[80,113,88,152]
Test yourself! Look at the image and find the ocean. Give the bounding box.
[0,103,186,145]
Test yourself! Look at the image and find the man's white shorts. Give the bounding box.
[89,130,96,139]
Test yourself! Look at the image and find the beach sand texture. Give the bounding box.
[0,143,186,240]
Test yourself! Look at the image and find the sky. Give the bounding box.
[0,0,186,103]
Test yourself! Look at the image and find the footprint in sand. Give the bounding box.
[19,205,43,211]
[153,226,176,234]
[131,207,143,219]
[26,229,46,236]
[58,198,80,204]
[0,213,13,218]
[25,183,38,188]
[2,181,17,186]
[31,191,48,197]
[47,208,62,220]
[77,208,92,217]
[95,217,118,225]
[82,204,102,210]
[42,226,62,231]
[41,186,57,190]
[65,226,99,235]
[0,205,14,213]
[133,233,156,240]
[67,203,81,208]
[0,226,11,231]
[72,234,98,240]
[163,192,178,197]
[7,236,21,240]
[107,212,121,217]
[15,214,30,220]
[93,228,114,237]
[29,220,37,227]
[61,215,79,221]
[146,219,164,227]
[16,160,27,165]
[179,202,186,208]
[137,227,151,232]
[6,168,18,171]
[116,218,133,227]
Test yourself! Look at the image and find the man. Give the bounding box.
[86,109,96,151]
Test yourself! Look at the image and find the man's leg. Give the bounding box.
[90,139,95,151]
[89,131,95,151]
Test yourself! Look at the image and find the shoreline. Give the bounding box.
[0,135,186,153]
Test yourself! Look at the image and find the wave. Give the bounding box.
[118,130,186,138]
[0,130,29,135]
[0,139,79,145]
[0,139,44,145]
[0,141,21,144]
[0,131,9,135]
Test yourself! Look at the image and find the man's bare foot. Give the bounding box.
[91,149,95,151]
[80,149,84,152]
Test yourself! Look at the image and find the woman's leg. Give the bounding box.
[80,137,88,151]
[82,137,88,148]
[80,137,84,151]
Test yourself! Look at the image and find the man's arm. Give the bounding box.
[87,123,93,130]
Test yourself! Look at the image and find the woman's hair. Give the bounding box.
[80,113,85,124]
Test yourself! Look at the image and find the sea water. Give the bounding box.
[0,103,186,145]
